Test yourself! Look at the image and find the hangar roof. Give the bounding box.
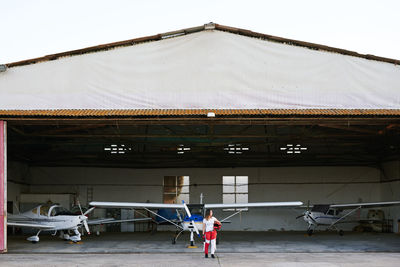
[6,23,400,67]
[1,23,400,118]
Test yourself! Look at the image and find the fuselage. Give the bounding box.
[182,213,204,231]
[9,204,84,231]
[304,211,341,226]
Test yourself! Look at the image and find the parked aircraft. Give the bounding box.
[7,203,151,243]
[297,200,400,236]
[90,199,303,246]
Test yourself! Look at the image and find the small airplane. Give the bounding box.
[7,203,151,243]
[90,196,303,246]
[296,200,400,236]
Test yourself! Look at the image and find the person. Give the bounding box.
[202,209,221,258]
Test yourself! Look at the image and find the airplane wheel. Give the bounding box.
[31,241,38,244]
[172,238,176,245]
[339,230,344,236]
[307,229,313,236]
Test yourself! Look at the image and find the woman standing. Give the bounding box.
[202,209,221,258]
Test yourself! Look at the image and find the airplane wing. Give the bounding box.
[7,221,55,229]
[89,201,184,209]
[330,200,400,209]
[204,201,303,209]
[88,217,152,225]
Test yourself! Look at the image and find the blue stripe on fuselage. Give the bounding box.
[183,214,203,222]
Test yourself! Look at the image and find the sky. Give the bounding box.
[1,0,400,63]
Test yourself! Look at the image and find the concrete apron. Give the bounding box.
[6,231,400,254]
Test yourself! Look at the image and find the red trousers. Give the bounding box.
[204,231,217,254]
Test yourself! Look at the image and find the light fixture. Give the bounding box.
[177,144,191,154]
[104,144,132,154]
[280,144,307,154]
[224,144,249,154]
[207,112,215,118]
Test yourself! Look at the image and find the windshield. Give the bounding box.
[50,206,76,216]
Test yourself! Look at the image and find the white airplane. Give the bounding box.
[90,198,303,246]
[297,200,400,236]
[7,203,151,243]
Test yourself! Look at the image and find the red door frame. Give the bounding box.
[0,121,7,252]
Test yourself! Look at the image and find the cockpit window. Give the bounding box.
[50,206,75,216]
[327,209,335,215]
[39,205,51,216]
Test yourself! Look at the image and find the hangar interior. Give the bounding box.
[1,23,400,252]
[6,117,400,232]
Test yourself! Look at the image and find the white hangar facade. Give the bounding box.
[1,23,400,252]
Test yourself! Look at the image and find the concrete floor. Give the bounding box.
[1,253,400,267]
[6,231,400,253]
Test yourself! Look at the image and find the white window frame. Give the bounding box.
[222,176,248,211]
[163,176,190,204]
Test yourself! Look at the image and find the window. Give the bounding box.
[163,176,190,204]
[39,205,51,216]
[222,176,248,211]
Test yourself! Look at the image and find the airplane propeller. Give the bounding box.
[296,200,312,220]
[301,210,317,223]
[84,207,95,216]
[77,201,95,235]
[82,217,90,234]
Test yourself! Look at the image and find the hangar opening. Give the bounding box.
[1,23,400,253]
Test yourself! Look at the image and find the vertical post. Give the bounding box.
[0,121,6,252]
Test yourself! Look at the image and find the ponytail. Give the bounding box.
[205,209,212,220]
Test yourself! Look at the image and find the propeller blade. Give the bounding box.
[83,219,90,235]
[307,200,310,211]
[182,200,200,237]
[308,214,317,224]
[77,200,83,215]
[296,214,304,219]
[83,207,95,216]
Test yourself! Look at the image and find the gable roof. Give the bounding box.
[5,23,400,68]
[1,23,400,118]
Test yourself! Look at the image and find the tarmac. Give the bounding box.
[2,231,400,266]
[1,253,400,267]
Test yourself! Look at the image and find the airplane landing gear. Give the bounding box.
[27,230,41,243]
[172,229,184,245]
[69,228,82,243]
[307,229,313,236]
[338,230,344,236]
[59,230,71,241]
[186,230,198,248]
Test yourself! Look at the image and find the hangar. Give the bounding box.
[1,23,400,253]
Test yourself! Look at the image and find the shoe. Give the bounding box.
[211,254,215,258]
[205,254,208,258]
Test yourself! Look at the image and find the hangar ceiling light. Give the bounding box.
[224,144,250,154]
[280,144,307,154]
[177,144,191,154]
[104,144,132,154]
